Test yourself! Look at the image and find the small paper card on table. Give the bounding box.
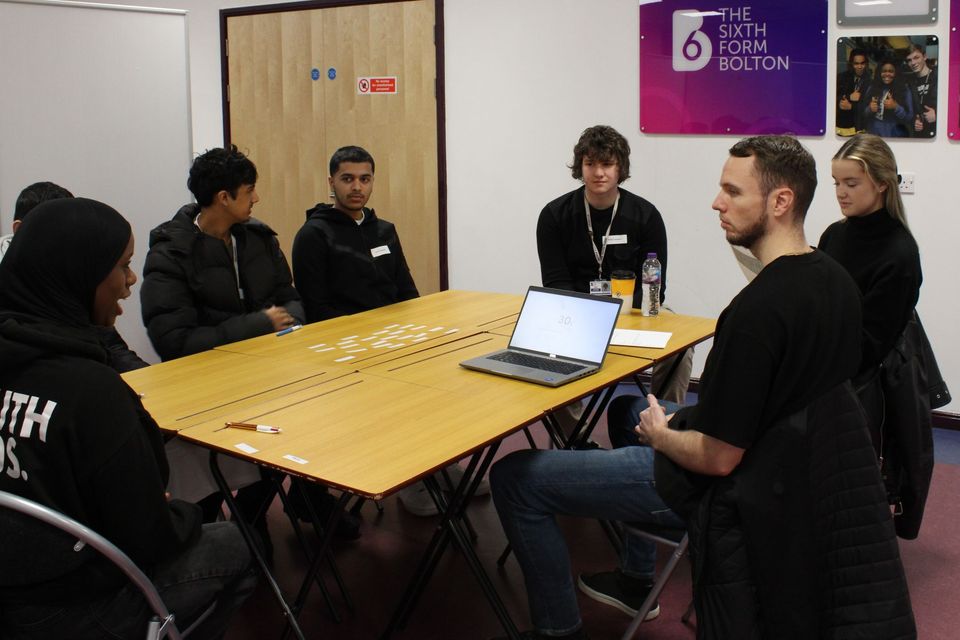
[610,329,672,349]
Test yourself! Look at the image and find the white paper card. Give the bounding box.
[235,443,259,454]
[610,329,672,348]
[371,245,391,257]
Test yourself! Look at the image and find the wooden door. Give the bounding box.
[224,0,442,294]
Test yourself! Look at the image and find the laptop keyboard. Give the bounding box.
[490,351,588,375]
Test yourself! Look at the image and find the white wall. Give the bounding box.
[6,0,957,411]
[443,0,960,412]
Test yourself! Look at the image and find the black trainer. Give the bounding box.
[577,569,660,620]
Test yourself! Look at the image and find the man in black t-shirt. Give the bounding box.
[489,136,862,640]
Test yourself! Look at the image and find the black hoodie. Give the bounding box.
[0,200,199,605]
[292,204,419,322]
[0,316,200,604]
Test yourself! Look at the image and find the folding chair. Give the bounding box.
[618,522,693,640]
[0,490,199,640]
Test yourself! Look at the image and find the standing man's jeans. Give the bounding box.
[491,444,683,635]
[0,521,257,640]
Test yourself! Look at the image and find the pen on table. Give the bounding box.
[276,324,303,336]
[225,422,282,434]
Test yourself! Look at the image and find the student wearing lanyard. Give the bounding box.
[537,125,667,300]
[536,125,691,405]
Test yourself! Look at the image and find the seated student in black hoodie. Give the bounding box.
[0,198,255,640]
[292,145,419,321]
[293,146,481,517]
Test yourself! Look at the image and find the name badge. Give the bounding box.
[605,234,628,245]
[589,279,611,296]
[371,245,391,258]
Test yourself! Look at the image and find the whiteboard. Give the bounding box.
[0,0,193,363]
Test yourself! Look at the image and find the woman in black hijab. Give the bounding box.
[0,197,134,327]
[0,198,255,640]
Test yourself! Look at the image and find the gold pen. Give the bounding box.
[225,421,282,434]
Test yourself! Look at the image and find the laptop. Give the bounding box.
[459,286,622,387]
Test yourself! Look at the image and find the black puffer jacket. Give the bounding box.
[140,205,304,360]
[689,381,916,640]
[857,311,950,539]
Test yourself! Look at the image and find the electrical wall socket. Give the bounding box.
[899,172,916,195]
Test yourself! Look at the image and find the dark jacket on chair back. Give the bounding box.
[689,381,916,640]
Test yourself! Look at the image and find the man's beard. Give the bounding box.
[726,208,768,250]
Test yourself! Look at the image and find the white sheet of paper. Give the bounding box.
[610,329,672,348]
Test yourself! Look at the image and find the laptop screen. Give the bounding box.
[509,288,621,363]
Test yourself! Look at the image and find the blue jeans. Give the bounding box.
[606,395,682,448]
[491,405,685,635]
[0,521,257,640]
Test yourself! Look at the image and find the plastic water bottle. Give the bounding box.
[641,253,661,317]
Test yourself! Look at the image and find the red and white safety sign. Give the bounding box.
[356,76,398,95]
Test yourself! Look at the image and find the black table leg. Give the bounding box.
[208,451,306,640]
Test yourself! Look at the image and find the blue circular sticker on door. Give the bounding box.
[310,68,320,81]
[327,68,337,80]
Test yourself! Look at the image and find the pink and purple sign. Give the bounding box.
[639,2,828,135]
[949,0,960,140]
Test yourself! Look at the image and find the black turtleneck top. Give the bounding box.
[818,208,921,374]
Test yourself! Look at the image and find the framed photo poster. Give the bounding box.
[836,35,939,138]
[639,1,828,135]
[837,0,938,27]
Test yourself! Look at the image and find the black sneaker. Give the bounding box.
[577,570,659,620]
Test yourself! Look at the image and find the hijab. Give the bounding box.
[0,198,131,328]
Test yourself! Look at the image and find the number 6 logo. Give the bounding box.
[672,10,712,72]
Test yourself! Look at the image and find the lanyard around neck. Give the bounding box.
[584,189,620,279]
[228,233,244,300]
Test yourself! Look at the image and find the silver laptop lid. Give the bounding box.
[508,287,622,365]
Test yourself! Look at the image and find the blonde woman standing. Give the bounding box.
[819,133,921,379]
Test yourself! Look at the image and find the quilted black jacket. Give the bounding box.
[688,381,916,640]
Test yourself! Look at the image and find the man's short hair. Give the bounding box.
[14,182,73,222]
[570,125,631,183]
[187,145,258,207]
[329,146,375,177]
[728,136,817,221]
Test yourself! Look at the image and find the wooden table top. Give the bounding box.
[608,311,716,361]
[212,290,523,361]
[123,290,714,498]
[122,349,348,431]
[360,332,653,406]
[174,371,545,498]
